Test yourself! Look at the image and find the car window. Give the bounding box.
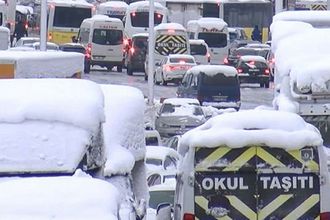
[200,72,239,86]
[146,158,162,166]
[164,156,177,170]
[190,75,198,87]
[240,60,268,68]
[190,44,207,55]
[147,174,161,187]
[149,190,175,209]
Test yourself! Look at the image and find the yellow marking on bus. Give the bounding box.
[0,64,15,79]
[283,194,319,220]
[257,147,286,168]
[195,147,231,171]
[49,31,78,45]
[226,195,256,219]
[288,150,319,171]
[315,215,320,220]
[223,147,256,172]
[258,194,293,220]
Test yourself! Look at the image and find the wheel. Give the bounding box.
[127,65,133,75]
[161,72,167,86]
[117,65,123,73]
[265,81,270,88]
[154,72,160,85]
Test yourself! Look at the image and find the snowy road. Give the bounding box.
[84,68,274,110]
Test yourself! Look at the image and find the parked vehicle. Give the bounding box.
[236,55,270,88]
[154,54,196,85]
[155,98,206,137]
[0,26,9,50]
[78,15,124,72]
[125,33,148,76]
[177,65,241,110]
[58,42,90,73]
[145,129,162,146]
[145,146,180,173]
[157,109,330,220]
[10,41,59,51]
[147,170,176,187]
[189,39,210,65]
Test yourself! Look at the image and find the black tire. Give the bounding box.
[127,65,133,75]
[265,81,270,88]
[154,73,160,85]
[260,82,264,88]
[161,73,167,86]
[117,65,123,73]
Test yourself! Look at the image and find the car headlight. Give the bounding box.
[159,121,170,128]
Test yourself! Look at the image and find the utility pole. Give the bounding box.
[147,0,155,105]
[40,0,47,51]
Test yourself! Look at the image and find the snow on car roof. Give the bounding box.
[132,33,149,38]
[188,17,227,31]
[127,1,166,11]
[85,14,122,23]
[0,176,119,220]
[168,54,195,60]
[155,22,186,31]
[187,65,238,77]
[189,39,207,46]
[179,109,322,155]
[146,146,179,161]
[239,55,267,63]
[0,79,104,130]
[163,98,200,106]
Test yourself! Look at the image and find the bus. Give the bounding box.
[163,0,273,43]
[187,18,229,64]
[123,1,167,39]
[294,0,327,10]
[47,0,95,45]
[96,1,128,21]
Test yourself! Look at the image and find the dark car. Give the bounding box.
[225,46,270,67]
[177,65,241,110]
[59,43,91,73]
[125,33,148,75]
[236,55,270,88]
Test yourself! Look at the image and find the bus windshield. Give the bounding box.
[130,12,163,27]
[198,33,227,48]
[53,6,91,28]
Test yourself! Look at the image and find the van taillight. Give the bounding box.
[264,69,270,75]
[320,212,330,220]
[207,53,211,63]
[130,47,135,54]
[183,213,195,220]
[237,68,243,73]
[223,57,228,64]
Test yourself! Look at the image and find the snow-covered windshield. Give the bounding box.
[160,103,204,116]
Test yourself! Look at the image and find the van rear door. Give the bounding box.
[194,146,320,219]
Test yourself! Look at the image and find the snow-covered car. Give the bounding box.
[145,146,180,173]
[163,135,181,151]
[0,176,120,220]
[147,169,176,187]
[189,39,210,65]
[236,55,271,88]
[154,54,197,85]
[155,98,206,137]
[145,129,162,146]
[149,182,176,210]
[14,36,40,47]
[10,41,59,51]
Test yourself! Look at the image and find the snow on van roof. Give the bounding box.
[16,5,33,14]
[179,109,322,153]
[163,98,200,106]
[85,14,122,23]
[132,33,149,38]
[239,55,266,63]
[273,10,330,28]
[0,79,104,131]
[127,1,166,11]
[187,18,228,32]
[48,0,93,7]
[189,39,207,45]
[98,1,128,8]
[187,65,238,77]
[155,22,186,31]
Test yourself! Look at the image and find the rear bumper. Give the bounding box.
[238,74,269,83]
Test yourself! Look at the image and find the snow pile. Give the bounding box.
[101,85,146,175]
[0,176,119,220]
[179,109,322,155]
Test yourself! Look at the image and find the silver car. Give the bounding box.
[155,98,206,137]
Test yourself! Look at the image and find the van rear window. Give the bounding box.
[92,29,123,45]
[201,73,238,86]
[130,12,163,27]
[191,44,207,55]
[198,33,227,48]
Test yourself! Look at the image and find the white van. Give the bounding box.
[189,39,210,65]
[96,1,128,21]
[78,15,124,72]
[123,1,167,40]
[157,109,330,220]
[187,17,229,64]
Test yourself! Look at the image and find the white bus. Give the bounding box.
[96,1,128,21]
[47,0,95,45]
[187,17,229,64]
[123,1,167,39]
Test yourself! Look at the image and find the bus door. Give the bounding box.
[194,146,320,220]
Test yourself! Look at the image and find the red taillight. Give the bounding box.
[130,47,135,54]
[207,53,211,63]
[164,65,173,72]
[123,38,129,46]
[25,22,28,30]
[183,213,195,220]
[249,60,255,65]
[320,212,330,220]
[264,69,270,75]
[224,57,228,64]
[131,12,136,17]
[237,68,243,73]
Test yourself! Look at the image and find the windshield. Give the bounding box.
[92,29,123,45]
[198,32,227,48]
[160,103,204,116]
[149,190,175,209]
[53,6,91,28]
[130,12,163,27]
[239,60,268,68]
[191,44,207,55]
[169,57,195,64]
[146,158,162,166]
[201,73,239,86]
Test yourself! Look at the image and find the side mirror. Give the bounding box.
[156,203,172,220]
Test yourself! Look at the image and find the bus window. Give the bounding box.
[92,29,123,45]
[130,12,163,27]
[198,32,227,48]
[203,3,219,18]
[54,7,92,28]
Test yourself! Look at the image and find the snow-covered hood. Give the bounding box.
[157,115,205,126]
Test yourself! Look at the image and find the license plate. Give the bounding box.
[213,96,227,101]
[249,69,259,72]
